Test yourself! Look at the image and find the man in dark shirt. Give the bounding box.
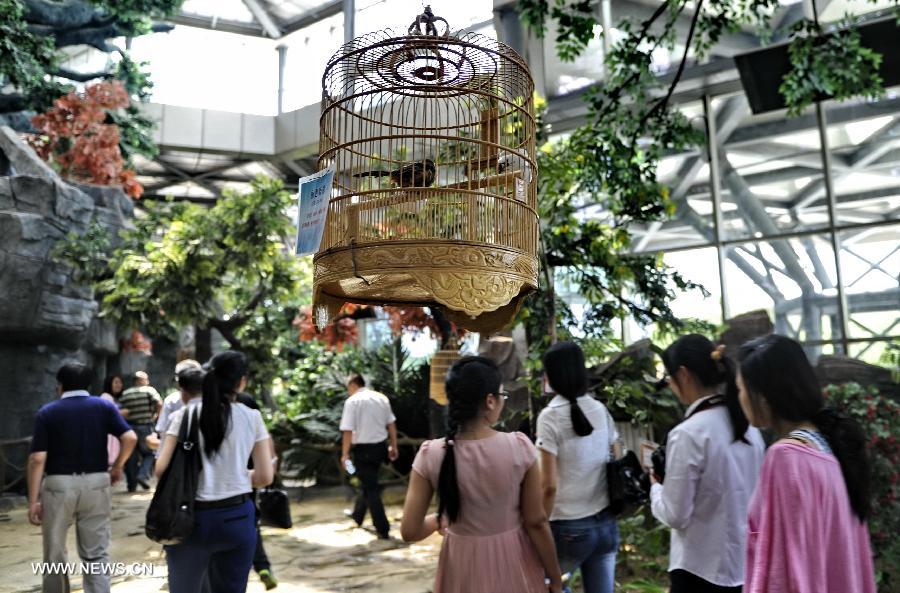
[27,362,137,593]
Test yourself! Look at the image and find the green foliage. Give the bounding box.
[88,0,185,34]
[594,345,683,433]
[780,18,884,117]
[879,341,900,383]
[267,340,430,481]
[109,55,158,163]
[617,511,670,589]
[0,0,65,110]
[824,382,900,591]
[55,176,309,384]
[50,219,113,283]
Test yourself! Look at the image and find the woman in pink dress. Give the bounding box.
[737,335,876,593]
[401,356,563,593]
[100,374,126,467]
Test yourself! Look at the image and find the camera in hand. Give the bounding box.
[651,446,666,483]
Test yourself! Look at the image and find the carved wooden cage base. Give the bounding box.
[313,242,538,334]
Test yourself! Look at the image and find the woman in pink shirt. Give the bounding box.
[737,335,876,593]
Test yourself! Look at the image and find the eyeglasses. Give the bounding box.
[492,389,510,401]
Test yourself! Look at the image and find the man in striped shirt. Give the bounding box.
[118,371,162,491]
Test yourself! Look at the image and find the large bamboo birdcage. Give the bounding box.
[313,7,538,334]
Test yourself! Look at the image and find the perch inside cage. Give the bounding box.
[313,7,538,334]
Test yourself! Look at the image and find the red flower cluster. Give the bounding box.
[27,81,143,199]
[294,304,359,351]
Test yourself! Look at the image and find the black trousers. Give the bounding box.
[350,442,390,537]
[252,491,271,572]
[670,570,742,593]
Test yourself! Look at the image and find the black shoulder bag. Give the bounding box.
[607,450,649,516]
[145,407,201,544]
[258,484,293,529]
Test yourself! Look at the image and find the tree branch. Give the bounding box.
[635,0,705,135]
[216,287,268,332]
[207,318,244,350]
[22,0,99,29]
[53,68,113,82]
[592,0,688,122]
[0,94,28,113]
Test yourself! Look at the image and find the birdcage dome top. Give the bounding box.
[323,29,531,101]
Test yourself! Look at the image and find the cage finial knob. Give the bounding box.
[408,5,448,37]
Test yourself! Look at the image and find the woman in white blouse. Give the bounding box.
[651,335,765,593]
[536,342,621,593]
[155,351,274,593]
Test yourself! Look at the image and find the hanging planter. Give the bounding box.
[312,6,539,334]
[734,14,900,115]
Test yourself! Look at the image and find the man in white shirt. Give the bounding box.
[149,360,203,451]
[339,373,398,539]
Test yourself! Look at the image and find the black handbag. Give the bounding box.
[607,450,650,516]
[145,407,201,544]
[258,487,292,528]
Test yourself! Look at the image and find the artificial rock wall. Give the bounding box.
[0,126,133,476]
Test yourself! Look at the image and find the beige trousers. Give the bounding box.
[41,472,112,593]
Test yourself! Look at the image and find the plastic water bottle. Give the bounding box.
[344,459,356,475]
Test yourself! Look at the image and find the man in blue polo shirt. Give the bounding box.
[27,362,137,593]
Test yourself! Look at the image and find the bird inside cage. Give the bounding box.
[353,158,437,188]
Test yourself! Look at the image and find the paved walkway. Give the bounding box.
[0,486,440,593]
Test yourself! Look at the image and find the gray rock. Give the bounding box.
[0,126,59,181]
[816,355,899,399]
[84,318,119,356]
[0,124,146,487]
[0,177,11,209]
[720,309,773,353]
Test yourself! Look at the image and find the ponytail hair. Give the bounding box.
[437,356,501,524]
[200,350,248,457]
[543,341,593,437]
[739,334,871,521]
[663,333,749,443]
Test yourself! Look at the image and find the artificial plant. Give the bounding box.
[53,175,310,374]
[27,81,143,198]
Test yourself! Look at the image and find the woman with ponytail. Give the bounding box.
[401,356,563,593]
[652,334,765,593]
[535,342,621,593]
[737,335,875,593]
[155,351,274,593]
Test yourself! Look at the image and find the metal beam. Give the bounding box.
[791,117,900,211]
[721,156,816,295]
[343,0,354,44]
[281,0,343,36]
[774,287,900,315]
[154,159,224,199]
[167,13,266,37]
[241,0,282,38]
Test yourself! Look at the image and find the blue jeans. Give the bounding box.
[551,510,618,593]
[165,499,256,593]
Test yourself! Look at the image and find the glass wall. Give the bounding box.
[630,86,900,359]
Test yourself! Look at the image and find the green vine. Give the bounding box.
[780,18,884,117]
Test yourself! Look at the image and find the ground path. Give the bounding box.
[0,486,440,593]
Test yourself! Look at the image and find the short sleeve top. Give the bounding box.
[412,431,537,537]
[536,395,619,520]
[339,388,397,444]
[168,402,269,501]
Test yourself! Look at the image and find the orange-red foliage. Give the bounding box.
[28,81,143,199]
[296,304,466,351]
[294,304,360,351]
[120,329,153,354]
